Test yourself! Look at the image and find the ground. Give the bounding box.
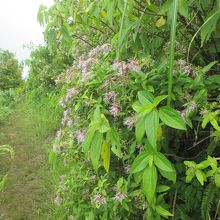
[0,106,56,220]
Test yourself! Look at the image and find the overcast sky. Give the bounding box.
[0,0,54,77]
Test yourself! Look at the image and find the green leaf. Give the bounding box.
[214,173,220,188]
[138,91,154,104]
[200,10,220,47]
[98,114,111,133]
[138,103,154,116]
[178,0,188,18]
[0,175,8,192]
[157,185,170,193]
[82,125,97,158]
[142,165,157,204]
[109,128,122,158]
[206,74,220,85]
[132,101,143,112]
[101,140,110,172]
[153,95,167,107]
[159,106,186,130]
[195,169,204,185]
[202,61,218,73]
[158,168,176,183]
[131,152,150,174]
[154,152,176,173]
[60,23,72,42]
[145,110,159,150]
[185,168,195,183]
[135,115,146,144]
[90,132,103,172]
[155,205,173,218]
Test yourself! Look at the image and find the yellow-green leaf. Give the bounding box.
[101,140,110,172]
[156,16,166,27]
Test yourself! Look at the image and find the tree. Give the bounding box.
[0,49,23,90]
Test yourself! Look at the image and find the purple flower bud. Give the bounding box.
[92,194,107,206]
[114,192,127,202]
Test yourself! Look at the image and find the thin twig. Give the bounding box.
[188,135,212,150]
[172,188,178,219]
[72,34,93,47]
[165,151,204,160]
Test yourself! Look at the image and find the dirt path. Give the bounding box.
[0,108,55,220]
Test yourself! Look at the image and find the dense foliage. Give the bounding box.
[14,0,220,219]
[0,49,23,90]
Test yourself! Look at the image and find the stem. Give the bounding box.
[117,0,128,59]
[167,0,178,106]
[172,188,178,219]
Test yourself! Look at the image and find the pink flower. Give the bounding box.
[92,194,107,206]
[110,101,120,117]
[67,119,73,128]
[100,43,110,53]
[75,130,86,144]
[127,59,141,72]
[114,192,127,202]
[123,114,136,129]
[104,91,117,104]
[112,60,128,75]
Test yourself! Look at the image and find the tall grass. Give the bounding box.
[167,0,178,106]
[20,92,62,139]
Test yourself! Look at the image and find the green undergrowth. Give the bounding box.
[0,94,62,220]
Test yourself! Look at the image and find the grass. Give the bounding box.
[0,95,62,220]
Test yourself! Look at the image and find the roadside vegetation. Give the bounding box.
[1,1,220,219]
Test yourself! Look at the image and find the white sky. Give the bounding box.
[0,0,54,77]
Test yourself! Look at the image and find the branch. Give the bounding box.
[72,34,93,47]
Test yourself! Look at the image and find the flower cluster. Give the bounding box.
[75,130,86,144]
[73,44,110,82]
[178,59,196,77]
[112,59,141,75]
[103,91,121,117]
[55,69,75,85]
[59,88,79,108]
[180,100,198,121]
[92,194,107,207]
[104,91,117,104]
[61,109,73,127]
[109,101,120,117]
[123,114,136,130]
[114,192,127,202]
